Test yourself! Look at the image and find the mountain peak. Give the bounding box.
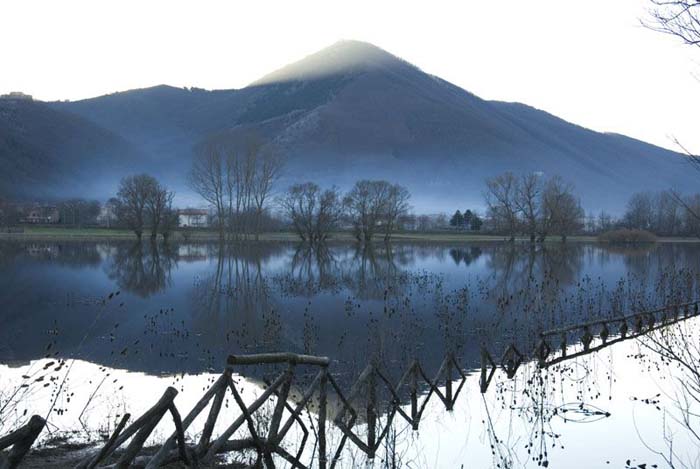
[250,40,410,86]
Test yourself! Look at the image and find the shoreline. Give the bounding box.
[0,227,699,243]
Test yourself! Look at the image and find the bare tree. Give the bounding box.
[514,173,543,243]
[344,180,392,242]
[623,192,654,231]
[315,186,344,241]
[279,182,342,242]
[58,199,101,227]
[417,214,431,232]
[645,2,700,235]
[190,133,282,240]
[280,183,317,242]
[484,172,519,242]
[229,139,255,236]
[646,1,700,49]
[0,200,19,228]
[598,210,614,233]
[682,193,700,237]
[159,199,179,243]
[382,184,411,242]
[146,181,174,241]
[189,142,226,239]
[116,174,158,240]
[654,190,683,236]
[539,176,583,242]
[249,138,284,239]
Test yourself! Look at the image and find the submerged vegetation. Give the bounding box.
[597,228,658,244]
[2,238,700,466]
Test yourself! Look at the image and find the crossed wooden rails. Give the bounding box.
[479,300,700,393]
[1,352,469,468]
[8,302,692,467]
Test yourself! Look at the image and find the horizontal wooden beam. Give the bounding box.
[541,300,698,337]
[227,352,330,366]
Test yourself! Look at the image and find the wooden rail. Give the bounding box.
[479,300,700,393]
[68,352,467,468]
[227,352,331,367]
[540,301,698,337]
[2,301,696,467]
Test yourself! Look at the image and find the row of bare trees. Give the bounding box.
[622,190,700,237]
[279,180,411,243]
[484,172,584,242]
[115,174,177,241]
[189,133,283,240]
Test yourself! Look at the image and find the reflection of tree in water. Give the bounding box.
[276,242,454,369]
[111,241,700,383]
[0,241,103,267]
[281,242,416,301]
[190,243,286,353]
[449,246,482,266]
[342,243,404,301]
[287,243,340,296]
[106,241,177,298]
[479,243,587,346]
[474,243,699,354]
[276,242,666,372]
[486,243,584,299]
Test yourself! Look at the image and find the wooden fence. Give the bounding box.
[59,352,465,468]
[1,300,698,467]
[479,300,700,392]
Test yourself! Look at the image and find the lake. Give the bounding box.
[1,240,700,467]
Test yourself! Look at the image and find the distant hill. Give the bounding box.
[2,40,693,211]
[0,98,142,199]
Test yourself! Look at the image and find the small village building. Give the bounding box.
[0,91,33,101]
[21,205,60,224]
[96,203,118,227]
[178,208,209,228]
[177,244,208,261]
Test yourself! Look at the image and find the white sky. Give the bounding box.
[1,0,699,152]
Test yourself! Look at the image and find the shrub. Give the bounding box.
[597,229,657,244]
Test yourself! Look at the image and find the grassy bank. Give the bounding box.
[1,226,698,243]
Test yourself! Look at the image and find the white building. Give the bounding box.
[178,208,209,228]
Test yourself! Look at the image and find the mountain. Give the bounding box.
[2,40,694,211]
[0,98,143,199]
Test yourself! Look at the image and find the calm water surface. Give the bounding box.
[1,240,699,467]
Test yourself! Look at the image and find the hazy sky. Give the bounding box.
[2,0,699,152]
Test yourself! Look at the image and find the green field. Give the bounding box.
[1,226,698,243]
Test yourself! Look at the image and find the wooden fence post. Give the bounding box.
[0,415,45,469]
[84,414,130,469]
[445,354,454,411]
[318,366,328,469]
[410,362,419,429]
[366,366,377,458]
